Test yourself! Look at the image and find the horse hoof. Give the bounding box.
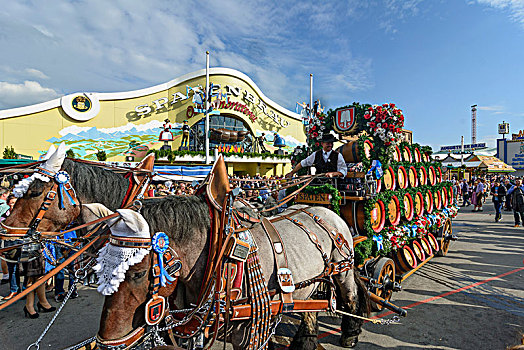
[289,336,319,350]
[340,335,359,348]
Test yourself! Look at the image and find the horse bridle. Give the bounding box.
[96,233,182,350]
[0,166,79,239]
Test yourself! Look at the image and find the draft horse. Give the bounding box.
[3,145,369,349]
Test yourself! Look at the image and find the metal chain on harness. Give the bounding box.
[62,336,97,350]
[335,309,402,325]
[26,261,94,350]
[26,276,81,350]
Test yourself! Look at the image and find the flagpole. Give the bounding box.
[309,73,313,115]
[205,51,210,164]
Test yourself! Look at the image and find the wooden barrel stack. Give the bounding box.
[333,137,454,278]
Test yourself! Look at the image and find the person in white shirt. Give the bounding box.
[286,134,347,178]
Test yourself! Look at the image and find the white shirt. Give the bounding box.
[300,150,347,176]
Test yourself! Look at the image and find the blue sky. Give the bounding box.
[0,0,523,151]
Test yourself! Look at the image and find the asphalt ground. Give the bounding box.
[0,198,523,350]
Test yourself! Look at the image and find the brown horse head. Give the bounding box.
[4,143,81,232]
[89,204,180,344]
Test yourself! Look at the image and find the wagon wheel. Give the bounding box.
[370,257,396,311]
[437,219,452,256]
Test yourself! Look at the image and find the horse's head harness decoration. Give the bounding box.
[1,164,79,240]
[94,210,182,350]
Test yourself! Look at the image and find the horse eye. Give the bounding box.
[29,190,43,198]
[132,271,147,280]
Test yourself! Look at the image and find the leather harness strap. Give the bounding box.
[259,218,294,311]
[300,209,354,261]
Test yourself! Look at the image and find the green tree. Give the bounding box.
[3,146,17,159]
[96,150,107,161]
[66,149,75,158]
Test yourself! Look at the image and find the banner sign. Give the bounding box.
[498,122,509,135]
[440,143,486,152]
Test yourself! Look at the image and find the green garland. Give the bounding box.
[357,134,372,169]
[354,238,373,266]
[285,184,342,215]
[149,149,291,163]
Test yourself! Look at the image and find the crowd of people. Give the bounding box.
[453,174,524,226]
[147,175,288,216]
[0,186,75,319]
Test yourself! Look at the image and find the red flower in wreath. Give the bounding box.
[312,132,318,138]
[382,122,388,129]
[315,142,319,147]
[390,103,396,108]
[396,128,401,133]
[385,141,391,146]
[376,106,383,112]
[369,122,376,128]
[389,125,395,131]
[364,112,371,119]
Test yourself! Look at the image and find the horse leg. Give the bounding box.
[289,312,319,350]
[335,270,370,348]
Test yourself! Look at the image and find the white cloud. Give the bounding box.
[0,81,60,109]
[478,105,505,111]
[0,1,420,111]
[475,0,524,28]
[24,68,49,80]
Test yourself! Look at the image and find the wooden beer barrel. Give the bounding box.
[382,166,396,191]
[418,166,428,186]
[414,191,424,217]
[441,187,448,208]
[419,237,433,256]
[413,147,422,163]
[427,232,440,253]
[337,139,373,163]
[340,200,386,234]
[376,179,382,193]
[403,193,414,221]
[408,166,418,187]
[428,166,437,186]
[387,195,401,225]
[410,240,426,263]
[448,186,454,204]
[434,190,442,210]
[402,146,412,162]
[425,191,434,214]
[393,145,402,162]
[437,166,442,183]
[370,200,386,233]
[397,166,408,189]
[423,152,431,162]
[394,246,418,273]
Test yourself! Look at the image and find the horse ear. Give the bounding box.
[114,209,150,238]
[43,142,67,173]
[40,144,57,161]
[80,203,115,231]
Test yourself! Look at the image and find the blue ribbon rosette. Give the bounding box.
[54,171,78,209]
[410,225,418,237]
[367,159,383,179]
[152,232,175,287]
[372,235,384,251]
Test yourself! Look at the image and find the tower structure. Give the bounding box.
[471,104,477,144]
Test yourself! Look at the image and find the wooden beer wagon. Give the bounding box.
[292,102,459,315]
